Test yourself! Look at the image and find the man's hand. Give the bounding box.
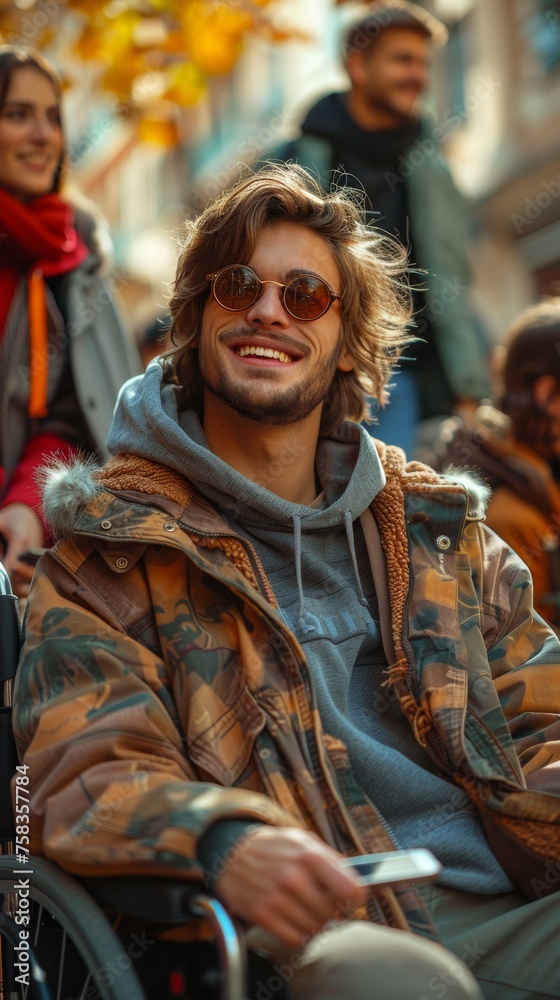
[215,826,368,949]
[0,503,44,598]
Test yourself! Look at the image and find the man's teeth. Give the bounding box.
[236,346,294,363]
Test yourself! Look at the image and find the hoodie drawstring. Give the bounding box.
[292,510,369,632]
[292,514,311,631]
[344,510,369,607]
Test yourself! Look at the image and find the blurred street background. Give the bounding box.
[1,0,559,352]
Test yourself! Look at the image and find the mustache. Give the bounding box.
[396,81,424,90]
[218,327,311,356]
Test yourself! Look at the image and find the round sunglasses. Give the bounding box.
[206,264,342,322]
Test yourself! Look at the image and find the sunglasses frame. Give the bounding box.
[206,264,342,322]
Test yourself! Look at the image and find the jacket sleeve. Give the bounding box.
[1,433,77,517]
[13,548,293,880]
[475,522,560,781]
[407,151,490,403]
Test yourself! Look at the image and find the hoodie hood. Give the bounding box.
[107,361,385,533]
[107,362,386,629]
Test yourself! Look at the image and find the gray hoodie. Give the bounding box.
[108,362,512,894]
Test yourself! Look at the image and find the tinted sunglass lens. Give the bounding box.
[285,275,331,319]
[214,266,258,310]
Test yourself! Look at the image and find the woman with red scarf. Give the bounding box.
[0,45,141,597]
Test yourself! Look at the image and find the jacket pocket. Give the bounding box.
[187,686,265,786]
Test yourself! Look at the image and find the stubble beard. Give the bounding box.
[199,339,343,426]
[364,87,419,123]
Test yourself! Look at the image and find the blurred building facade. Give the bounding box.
[427,0,560,342]
[54,0,560,347]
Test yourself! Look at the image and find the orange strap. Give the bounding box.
[27,268,49,419]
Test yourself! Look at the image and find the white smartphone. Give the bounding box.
[340,848,442,887]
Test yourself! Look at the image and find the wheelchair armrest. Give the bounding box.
[81,877,247,1000]
[81,876,209,923]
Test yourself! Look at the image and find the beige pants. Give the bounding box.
[419,883,560,999]
[247,920,483,1000]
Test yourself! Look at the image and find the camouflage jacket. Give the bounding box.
[13,443,560,936]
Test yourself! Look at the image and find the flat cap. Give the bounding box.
[344,1,449,53]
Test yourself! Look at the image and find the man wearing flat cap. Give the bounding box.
[273,0,489,456]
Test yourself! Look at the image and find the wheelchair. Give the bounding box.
[0,562,283,1000]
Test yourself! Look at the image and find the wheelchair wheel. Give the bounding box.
[0,854,147,1000]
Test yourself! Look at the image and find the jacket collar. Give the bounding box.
[43,442,487,539]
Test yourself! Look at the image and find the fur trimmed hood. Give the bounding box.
[40,455,103,541]
[39,447,491,543]
[440,464,491,519]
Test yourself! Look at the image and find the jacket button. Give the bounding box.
[163,522,176,532]
[436,535,451,550]
[100,520,112,530]
[115,557,128,570]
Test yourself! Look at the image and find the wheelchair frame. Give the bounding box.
[0,563,249,1000]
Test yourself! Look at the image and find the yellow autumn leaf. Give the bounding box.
[137,116,179,146]
[190,31,243,75]
[211,5,254,36]
[74,27,106,62]
[180,5,251,75]
[161,29,186,55]
[3,0,302,111]
[101,56,146,99]
[101,11,140,54]
[164,62,206,105]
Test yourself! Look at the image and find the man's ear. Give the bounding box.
[534,375,560,415]
[337,348,355,373]
[346,49,369,89]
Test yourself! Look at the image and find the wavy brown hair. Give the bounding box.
[166,163,413,435]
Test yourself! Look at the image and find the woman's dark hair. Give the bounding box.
[501,298,560,451]
[0,44,65,192]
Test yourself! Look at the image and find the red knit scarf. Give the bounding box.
[0,188,88,417]
[0,187,89,312]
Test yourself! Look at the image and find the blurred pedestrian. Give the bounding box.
[268,0,490,455]
[435,299,560,631]
[0,44,141,597]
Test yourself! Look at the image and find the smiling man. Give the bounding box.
[270,0,490,456]
[198,222,353,501]
[14,165,560,1000]
[202,227,348,425]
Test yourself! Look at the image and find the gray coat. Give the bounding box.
[0,239,141,497]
